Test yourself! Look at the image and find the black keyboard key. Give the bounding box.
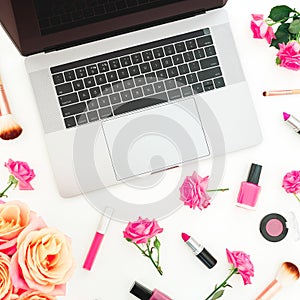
[153,48,164,58]
[185,39,197,50]
[186,73,198,84]
[98,96,110,107]
[183,51,195,62]
[168,88,182,101]
[205,46,216,57]
[167,67,179,78]
[120,56,132,67]
[162,57,173,68]
[98,107,113,119]
[64,116,76,128]
[146,72,157,83]
[198,67,222,81]
[101,84,112,95]
[109,93,121,104]
[107,71,118,82]
[164,45,175,55]
[76,113,88,125]
[117,68,129,79]
[75,67,87,78]
[194,48,205,59]
[140,62,151,73]
[132,87,143,98]
[203,80,214,91]
[64,70,76,81]
[165,78,176,90]
[154,81,165,93]
[62,102,87,117]
[52,73,64,84]
[214,77,225,88]
[189,61,200,72]
[87,65,98,75]
[112,92,168,116]
[112,81,124,92]
[200,56,219,69]
[178,64,189,75]
[55,82,73,95]
[109,59,121,70]
[78,90,90,101]
[87,99,99,110]
[176,76,187,87]
[192,83,204,94]
[150,60,162,71]
[120,90,133,102]
[175,42,186,53]
[131,53,142,64]
[173,54,183,65]
[87,110,99,122]
[124,78,135,89]
[142,50,153,61]
[143,84,154,96]
[197,35,213,47]
[90,87,101,98]
[129,66,140,76]
[58,92,79,106]
[181,86,193,97]
[156,70,167,80]
[84,77,96,88]
[95,74,107,85]
[98,62,109,72]
[134,75,146,86]
[73,80,84,91]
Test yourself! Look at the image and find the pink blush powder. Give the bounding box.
[266,219,283,236]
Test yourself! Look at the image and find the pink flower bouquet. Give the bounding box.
[204,249,254,300]
[251,6,300,71]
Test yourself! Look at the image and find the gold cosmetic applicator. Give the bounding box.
[0,76,22,140]
[256,262,300,300]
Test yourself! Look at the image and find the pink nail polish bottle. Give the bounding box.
[236,163,262,209]
[130,281,172,300]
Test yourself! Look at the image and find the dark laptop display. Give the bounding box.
[0,0,226,55]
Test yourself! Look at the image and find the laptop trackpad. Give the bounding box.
[102,98,209,180]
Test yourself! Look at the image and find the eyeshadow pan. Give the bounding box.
[260,213,288,242]
[266,219,283,236]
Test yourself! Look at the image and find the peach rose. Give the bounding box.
[10,217,76,296]
[0,252,13,300]
[19,291,57,300]
[0,200,37,255]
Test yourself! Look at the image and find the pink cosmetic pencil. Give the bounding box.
[83,207,114,271]
[283,112,300,134]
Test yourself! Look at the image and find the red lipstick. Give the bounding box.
[181,233,217,269]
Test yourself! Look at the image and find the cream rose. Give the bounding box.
[19,291,57,300]
[0,252,13,300]
[0,200,36,255]
[10,217,76,296]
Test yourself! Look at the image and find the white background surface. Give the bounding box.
[1,0,300,299]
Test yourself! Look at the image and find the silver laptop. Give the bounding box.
[0,0,262,197]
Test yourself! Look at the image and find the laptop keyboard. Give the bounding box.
[50,28,226,129]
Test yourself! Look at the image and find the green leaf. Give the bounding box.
[271,23,291,49]
[268,5,293,22]
[211,290,225,300]
[289,19,300,34]
[125,238,132,242]
[153,237,161,250]
[276,57,281,65]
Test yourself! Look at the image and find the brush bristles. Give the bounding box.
[0,114,22,140]
[276,262,300,287]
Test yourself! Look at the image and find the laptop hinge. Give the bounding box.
[44,9,206,53]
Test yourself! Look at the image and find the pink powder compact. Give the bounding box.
[260,212,300,242]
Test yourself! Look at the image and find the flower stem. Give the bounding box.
[0,181,14,198]
[204,268,238,300]
[146,242,163,275]
[294,193,300,202]
[207,188,229,192]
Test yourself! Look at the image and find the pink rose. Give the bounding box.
[9,217,76,296]
[250,14,276,44]
[179,171,211,210]
[5,159,35,190]
[282,170,300,193]
[19,291,57,300]
[226,249,254,285]
[0,200,37,255]
[123,217,163,244]
[276,41,300,71]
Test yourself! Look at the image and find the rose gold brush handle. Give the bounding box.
[256,279,282,300]
[0,77,12,116]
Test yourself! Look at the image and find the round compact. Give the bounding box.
[260,213,288,242]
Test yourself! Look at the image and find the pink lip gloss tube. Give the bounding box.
[130,281,173,300]
[236,163,262,209]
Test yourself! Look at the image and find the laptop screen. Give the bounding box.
[0,0,226,55]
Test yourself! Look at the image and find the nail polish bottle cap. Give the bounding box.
[130,281,152,300]
[247,163,262,185]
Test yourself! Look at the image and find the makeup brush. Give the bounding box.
[0,76,22,140]
[256,262,300,300]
